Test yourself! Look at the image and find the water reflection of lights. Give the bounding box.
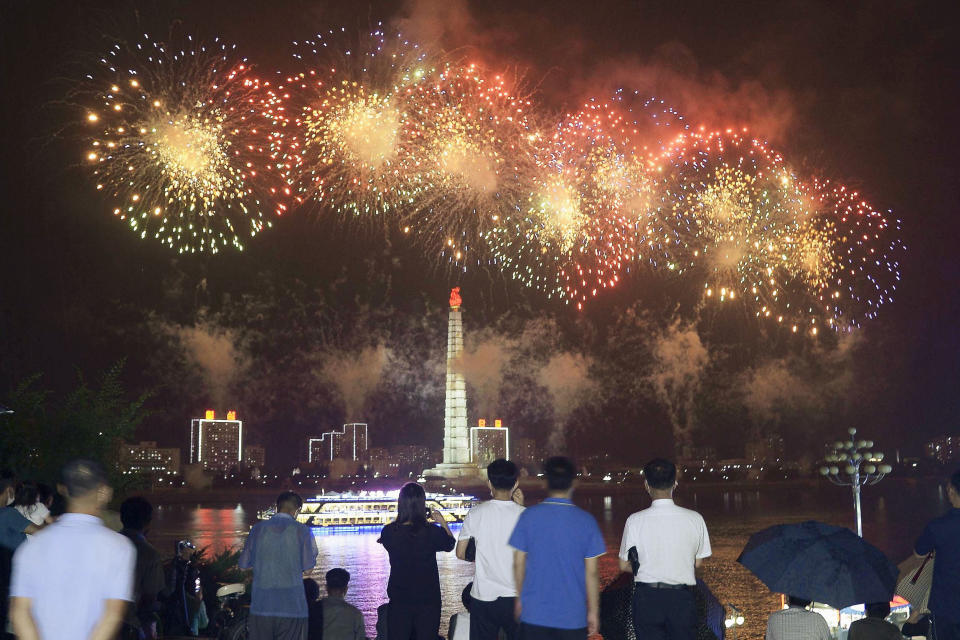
[309,524,471,638]
[188,507,250,552]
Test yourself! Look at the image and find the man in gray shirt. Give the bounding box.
[239,491,319,640]
[322,568,365,640]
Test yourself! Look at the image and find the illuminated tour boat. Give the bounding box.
[260,490,477,528]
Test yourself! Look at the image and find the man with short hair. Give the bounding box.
[456,458,524,640]
[9,459,136,640]
[847,602,901,640]
[321,568,365,640]
[509,456,605,640]
[239,491,319,640]
[765,596,831,640]
[119,496,166,639]
[619,458,711,640]
[914,468,960,640]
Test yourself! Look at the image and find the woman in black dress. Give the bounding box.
[379,482,456,640]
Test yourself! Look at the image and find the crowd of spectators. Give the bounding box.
[0,461,957,640]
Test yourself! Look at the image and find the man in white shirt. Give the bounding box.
[765,596,832,640]
[9,459,135,640]
[618,458,711,640]
[456,459,525,640]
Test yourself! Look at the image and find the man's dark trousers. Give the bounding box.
[632,583,696,640]
[935,620,960,640]
[470,596,519,640]
[387,601,441,640]
[0,547,12,640]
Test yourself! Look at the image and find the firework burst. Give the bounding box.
[82,34,287,253]
[74,31,904,326]
[796,178,903,330]
[399,61,537,268]
[278,27,432,221]
[605,91,700,272]
[485,101,662,308]
[664,128,817,327]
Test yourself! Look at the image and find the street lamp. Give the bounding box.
[819,427,893,537]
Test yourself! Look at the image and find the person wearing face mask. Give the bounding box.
[0,472,41,639]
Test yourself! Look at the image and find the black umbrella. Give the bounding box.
[737,520,898,610]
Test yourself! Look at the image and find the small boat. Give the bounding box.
[259,490,477,528]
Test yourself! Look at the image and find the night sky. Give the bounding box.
[1,0,957,467]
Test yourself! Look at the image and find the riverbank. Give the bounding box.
[141,480,948,640]
[139,473,944,505]
[139,479,815,507]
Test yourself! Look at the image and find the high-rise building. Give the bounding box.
[926,435,959,464]
[679,445,717,464]
[244,444,265,469]
[189,410,243,472]
[470,421,510,467]
[119,441,181,477]
[391,445,437,470]
[426,288,479,478]
[512,437,538,464]
[745,433,786,462]
[308,423,369,462]
[368,447,390,461]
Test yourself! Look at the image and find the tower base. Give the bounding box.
[423,463,481,479]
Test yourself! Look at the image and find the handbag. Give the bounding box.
[896,552,934,612]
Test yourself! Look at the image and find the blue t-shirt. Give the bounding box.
[508,497,605,629]
[915,508,960,623]
[238,513,319,618]
[0,506,31,551]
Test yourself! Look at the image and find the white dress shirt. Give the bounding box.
[10,513,135,640]
[618,498,711,585]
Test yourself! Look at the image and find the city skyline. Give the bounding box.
[1,1,957,469]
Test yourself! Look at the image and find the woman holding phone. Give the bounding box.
[379,482,456,640]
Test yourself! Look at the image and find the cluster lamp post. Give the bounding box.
[819,427,893,537]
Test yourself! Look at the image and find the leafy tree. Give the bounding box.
[0,362,151,491]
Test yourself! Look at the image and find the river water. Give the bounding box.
[145,478,950,639]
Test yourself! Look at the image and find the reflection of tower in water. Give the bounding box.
[425,288,480,478]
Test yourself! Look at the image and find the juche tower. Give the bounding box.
[425,287,479,478]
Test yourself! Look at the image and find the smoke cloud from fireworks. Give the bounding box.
[320,344,391,419]
[459,330,512,419]
[742,333,858,424]
[172,320,249,409]
[648,320,709,452]
[536,352,596,452]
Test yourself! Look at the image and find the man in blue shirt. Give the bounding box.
[914,468,960,640]
[239,491,319,640]
[509,457,605,640]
